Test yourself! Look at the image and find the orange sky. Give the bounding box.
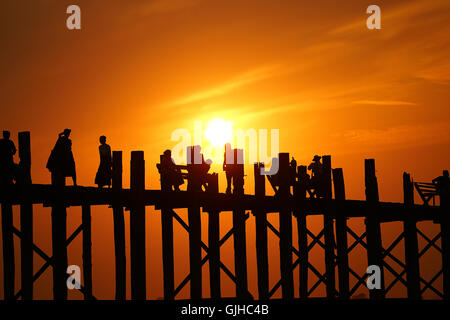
[0,0,449,300]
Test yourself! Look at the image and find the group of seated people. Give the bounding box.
[268,154,325,198]
[157,144,244,194]
[157,144,325,197]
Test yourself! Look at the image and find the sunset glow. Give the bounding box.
[204,118,233,147]
[0,0,449,302]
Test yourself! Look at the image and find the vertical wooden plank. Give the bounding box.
[439,177,450,299]
[82,204,92,300]
[333,168,349,299]
[402,172,421,299]
[207,173,221,299]
[186,146,202,299]
[364,159,385,299]
[296,165,308,298]
[112,151,126,300]
[130,151,146,300]
[50,171,68,300]
[18,131,33,300]
[322,155,336,299]
[1,202,14,300]
[188,208,202,299]
[232,148,249,298]
[159,154,175,300]
[278,153,294,299]
[254,162,269,300]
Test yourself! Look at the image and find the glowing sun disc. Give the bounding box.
[204,118,233,146]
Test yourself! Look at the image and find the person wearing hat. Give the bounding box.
[307,155,323,198]
[46,129,77,186]
[308,155,323,179]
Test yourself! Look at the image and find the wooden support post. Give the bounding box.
[207,173,221,299]
[364,159,385,299]
[188,208,202,299]
[82,204,93,300]
[296,165,308,298]
[159,154,175,300]
[232,148,249,298]
[50,170,68,300]
[402,172,421,299]
[1,202,14,300]
[254,162,269,300]
[439,178,450,299]
[322,155,336,298]
[130,151,146,300]
[333,168,349,299]
[278,153,294,299]
[112,151,126,300]
[187,146,202,299]
[18,131,33,300]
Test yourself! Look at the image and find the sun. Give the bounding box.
[204,118,233,147]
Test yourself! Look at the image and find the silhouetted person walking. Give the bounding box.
[95,135,112,188]
[46,129,77,186]
[0,131,16,185]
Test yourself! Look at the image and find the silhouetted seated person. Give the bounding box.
[0,130,16,185]
[158,149,184,191]
[95,135,112,188]
[298,168,311,187]
[201,159,213,191]
[433,170,450,204]
[187,145,211,192]
[46,129,77,186]
[308,155,323,198]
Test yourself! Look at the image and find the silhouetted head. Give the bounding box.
[444,170,449,178]
[63,129,71,137]
[99,135,106,144]
[163,149,171,157]
[3,131,10,139]
[313,155,321,162]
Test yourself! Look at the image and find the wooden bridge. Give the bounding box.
[1,131,449,300]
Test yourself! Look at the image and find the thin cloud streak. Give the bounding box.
[352,100,417,106]
[168,65,282,106]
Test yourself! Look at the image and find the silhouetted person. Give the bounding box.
[433,170,450,205]
[201,158,213,191]
[290,157,297,186]
[223,143,234,194]
[46,129,77,186]
[160,149,183,191]
[0,131,16,185]
[187,145,211,192]
[308,155,322,179]
[308,155,322,198]
[95,136,112,188]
